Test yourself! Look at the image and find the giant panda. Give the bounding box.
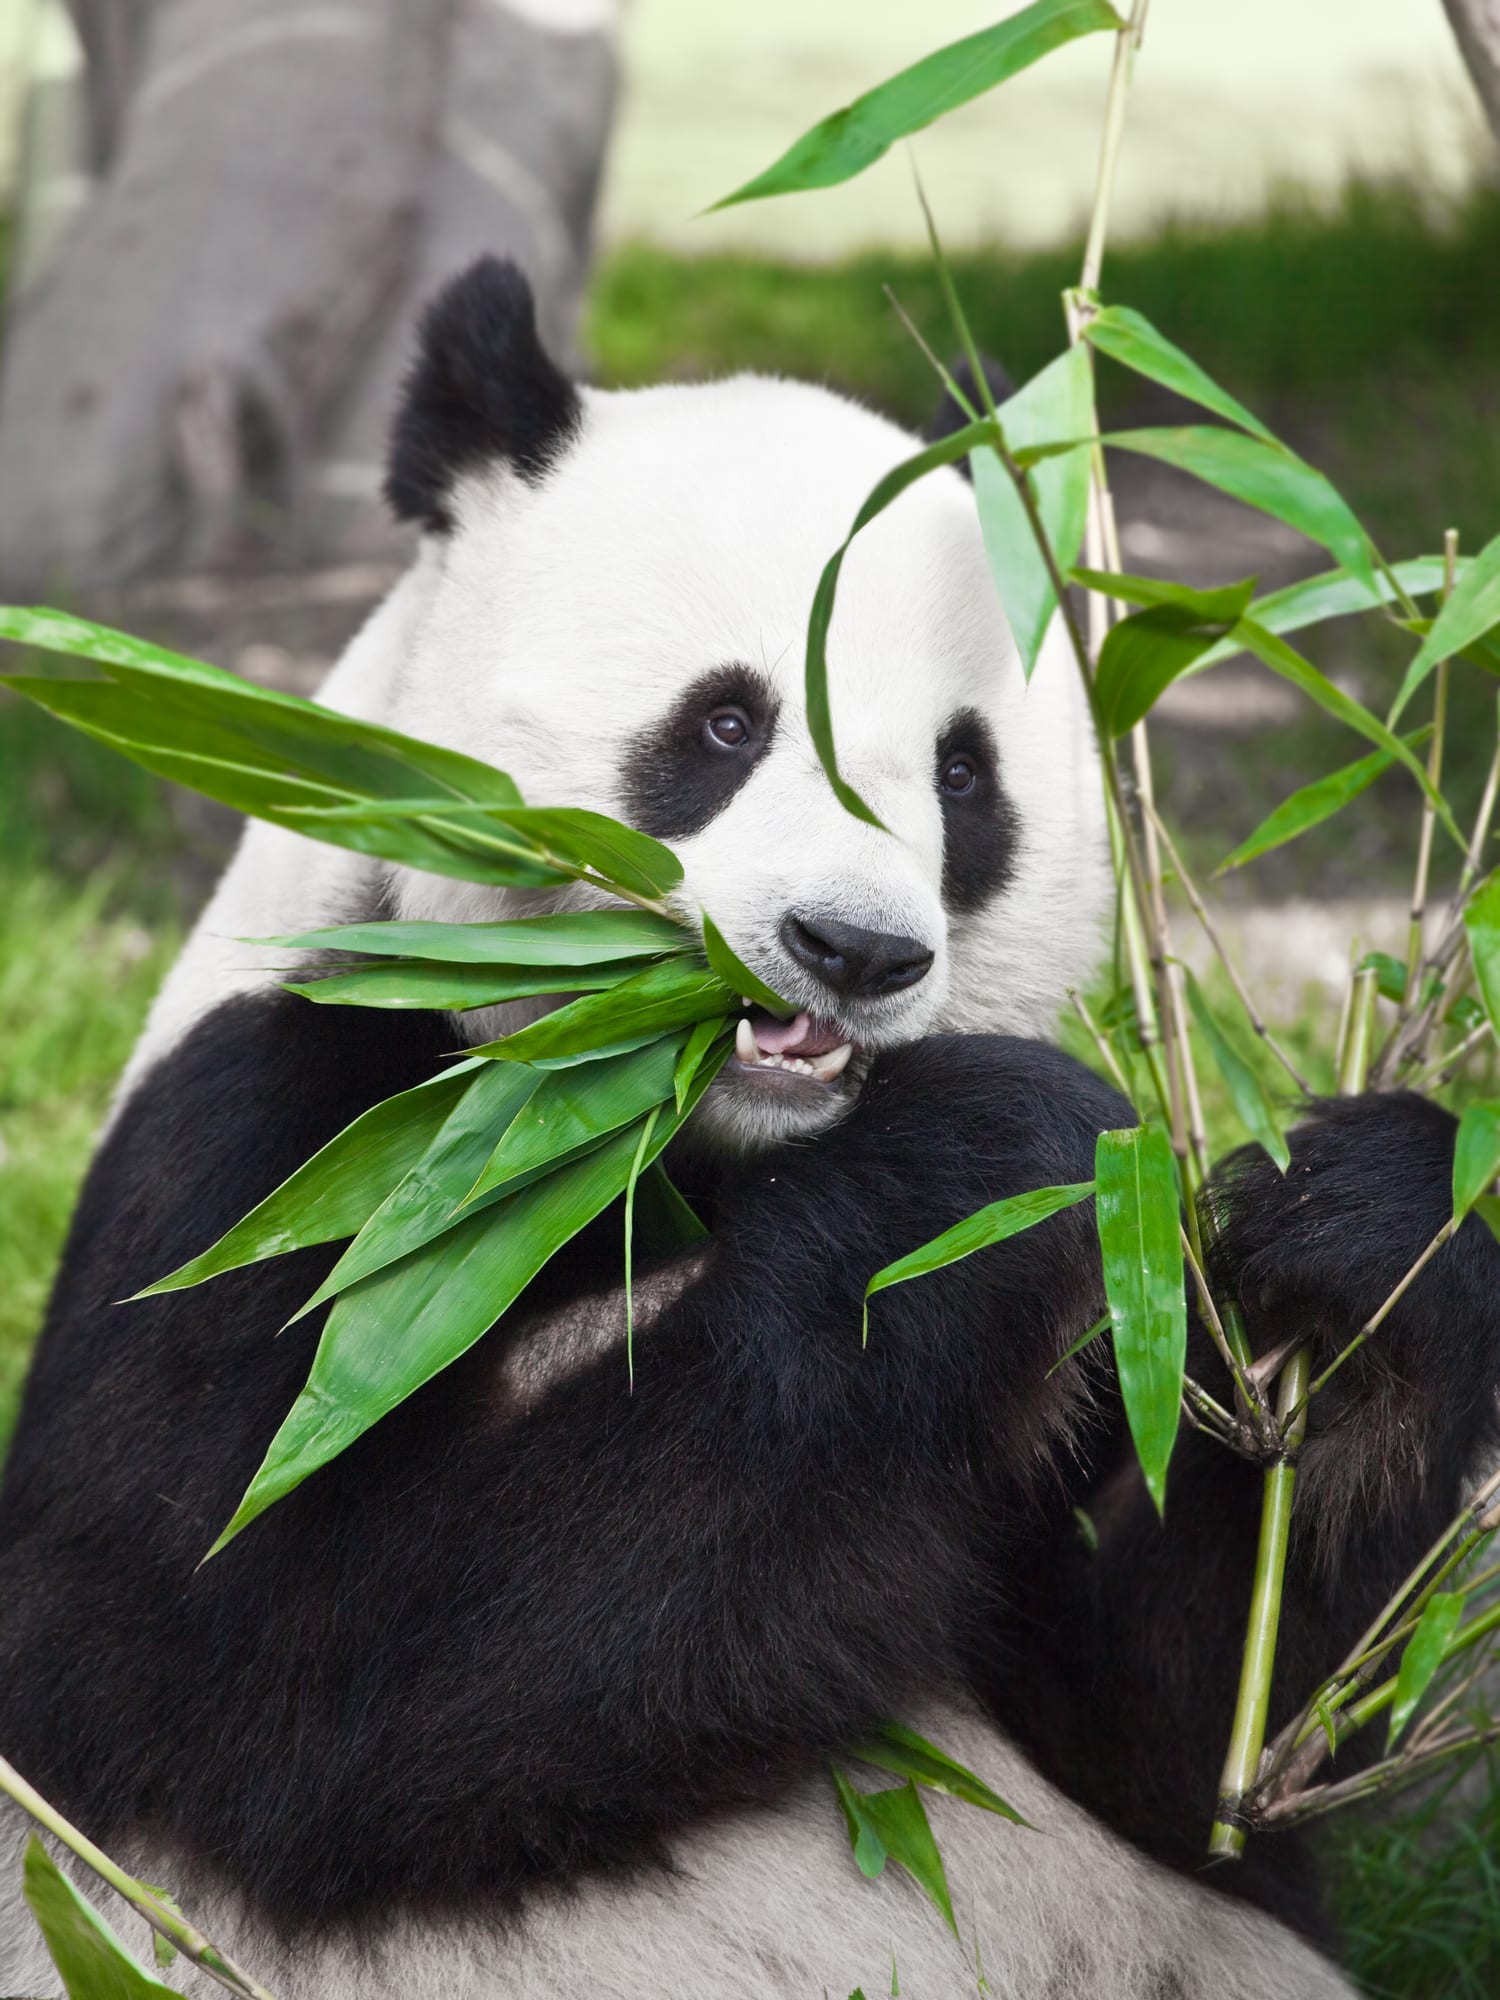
[3,258,1498,2000]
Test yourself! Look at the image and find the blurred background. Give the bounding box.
[1,5,1499,1986]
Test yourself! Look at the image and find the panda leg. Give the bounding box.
[979,1091,1500,1939]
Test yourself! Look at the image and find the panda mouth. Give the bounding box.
[731,1008,856,1086]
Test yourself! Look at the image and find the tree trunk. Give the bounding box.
[0,0,450,590]
[1443,0,1500,141]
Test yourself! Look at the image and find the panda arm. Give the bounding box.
[981,1092,1500,1929]
[182,1033,1124,1919]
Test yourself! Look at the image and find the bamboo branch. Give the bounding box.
[0,1756,279,2000]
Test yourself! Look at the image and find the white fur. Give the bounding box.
[0,1703,1352,1999]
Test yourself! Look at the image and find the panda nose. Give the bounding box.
[779,913,934,1000]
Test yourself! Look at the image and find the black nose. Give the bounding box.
[779,913,934,999]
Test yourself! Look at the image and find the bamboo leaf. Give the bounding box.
[711,0,1121,208]
[862,1181,1095,1343]
[1094,1126,1185,1514]
[1084,305,1277,443]
[1391,529,1500,722]
[284,959,638,1012]
[1387,1592,1465,1750]
[701,912,793,1015]
[1232,620,1462,848]
[288,1059,547,1317]
[674,1015,730,1113]
[133,1060,483,1296]
[1358,950,1409,1005]
[1189,558,1460,676]
[1216,740,1422,875]
[259,911,686,965]
[208,1054,728,1554]
[849,1720,1031,1826]
[852,1783,957,1935]
[1181,968,1289,1171]
[623,1106,662,1389]
[1464,876,1500,1041]
[832,1766,890,1880]
[807,419,997,826]
[971,344,1094,676]
[474,957,732,1064]
[634,1161,711,1251]
[463,1036,687,1208]
[1453,1103,1500,1224]
[1102,429,1378,599]
[22,1836,176,1999]
[1093,580,1256,735]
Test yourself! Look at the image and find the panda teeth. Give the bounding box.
[734,1017,759,1064]
[733,1017,855,1083]
[811,1042,854,1080]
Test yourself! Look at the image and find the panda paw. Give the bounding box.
[1207,1092,1500,1432]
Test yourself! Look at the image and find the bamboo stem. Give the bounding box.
[1207,1347,1311,1858]
[0,1756,279,2000]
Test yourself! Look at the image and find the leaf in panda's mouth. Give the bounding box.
[732,1008,856,1083]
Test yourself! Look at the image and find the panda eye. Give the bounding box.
[940,753,978,797]
[705,707,752,750]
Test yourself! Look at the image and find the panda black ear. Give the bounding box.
[924,356,1015,482]
[385,257,581,532]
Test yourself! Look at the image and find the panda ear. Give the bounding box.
[924,356,1015,481]
[385,257,581,532]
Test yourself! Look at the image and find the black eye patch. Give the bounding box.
[937,709,1018,912]
[620,666,781,840]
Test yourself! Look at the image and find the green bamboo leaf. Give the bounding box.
[838,1779,957,1935]
[700,912,793,1015]
[133,1060,483,1296]
[1046,1310,1111,1376]
[832,1766,890,1880]
[259,911,686,965]
[1453,1103,1500,1224]
[1093,580,1256,735]
[463,1036,687,1208]
[0,678,563,886]
[0,609,574,889]
[1358,950,1408,1005]
[1390,530,1500,722]
[1196,559,1460,677]
[971,344,1094,677]
[623,1106,662,1388]
[1387,1592,1465,1750]
[1084,306,1276,442]
[849,1720,1030,1826]
[674,1015,731,1112]
[634,1161,711,1251]
[1232,619,1462,848]
[209,1056,726,1553]
[284,958,639,1012]
[1094,1125,1185,1515]
[1216,741,1409,875]
[475,957,732,1063]
[1181,967,1289,1171]
[290,1058,549,1316]
[1102,429,1378,600]
[807,418,997,826]
[711,0,1121,207]
[862,1181,1094,1343]
[1465,877,1500,1042]
[22,1836,176,1999]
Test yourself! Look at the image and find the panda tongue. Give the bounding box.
[752,1010,847,1058]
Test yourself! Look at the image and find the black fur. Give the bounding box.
[618,664,782,841]
[936,707,1019,912]
[3,1003,1498,1952]
[384,258,581,531]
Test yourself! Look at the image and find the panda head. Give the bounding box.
[377,258,1110,1153]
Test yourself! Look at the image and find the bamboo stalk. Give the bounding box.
[1207,1347,1311,1858]
[0,1756,279,2000]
